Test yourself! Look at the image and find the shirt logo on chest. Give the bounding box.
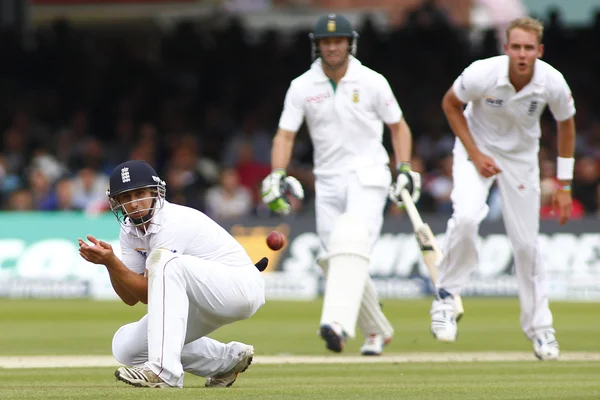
[527,100,538,116]
[306,92,331,104]
[352,89,360,103]
[484,96,504,107]
[134,247,177,258]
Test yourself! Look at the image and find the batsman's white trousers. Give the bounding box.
[112,250,265,387]
[315,165,394,339]
[438,142,553,339]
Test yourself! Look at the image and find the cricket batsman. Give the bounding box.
[261,13,421,355]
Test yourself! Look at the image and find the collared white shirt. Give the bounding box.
[278,56,402,176]
[453,55,575,161]
[119,201,253,274]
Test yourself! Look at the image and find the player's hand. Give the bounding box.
[552,186,572,225]
[78,235,117,265]
[389,162,421,206]
[261,169,304,215]
[472,152,501,178]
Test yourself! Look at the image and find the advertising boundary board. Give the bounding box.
[0,212,598,300]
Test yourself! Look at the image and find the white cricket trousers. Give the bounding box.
[112,249,265,387]
[438,142,553,339]
[315,166,394,339]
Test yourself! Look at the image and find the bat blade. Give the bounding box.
[399,189,465,321]
[415,223,440,283]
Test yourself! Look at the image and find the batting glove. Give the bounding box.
[389,162,422,206]
[261,169,304,215]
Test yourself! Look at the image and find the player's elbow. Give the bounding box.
[121,298,139,306]
[136,292,148,305]
[441,92,453,113]
[118,291,142,306]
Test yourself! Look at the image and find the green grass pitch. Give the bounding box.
[0,298,599,399]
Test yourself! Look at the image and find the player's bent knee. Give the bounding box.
[451,214,482,234]
[112,326,135,366]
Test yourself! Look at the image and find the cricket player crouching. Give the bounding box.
[432,17,575,361]
[79,160,265,388]
[262,13,421,356]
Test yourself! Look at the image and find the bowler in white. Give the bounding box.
[430,17,576,361]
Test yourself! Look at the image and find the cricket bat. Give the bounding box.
[399,189,465,321]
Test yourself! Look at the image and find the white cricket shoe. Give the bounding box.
[430,289,457,342]
[114,365,171,388]
[205,345,254,387]
[360,334,392,356]
[533,330,560,360]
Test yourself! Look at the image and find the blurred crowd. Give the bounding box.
[0,4,599,222]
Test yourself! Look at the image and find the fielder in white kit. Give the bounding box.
[431,17,576,360]
[261,14,421,356]
[78,160,265,388]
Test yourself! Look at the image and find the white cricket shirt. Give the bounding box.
[119,201,253,274]
[453,55,575,161]
[278,56,402,176]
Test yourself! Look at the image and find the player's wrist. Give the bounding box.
[556,157,574,180]
[556,181,572,192]
[271,168,287,177]
[396,162,411,173]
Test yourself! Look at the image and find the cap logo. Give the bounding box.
[121,167,131,183]
[327,19,336,32]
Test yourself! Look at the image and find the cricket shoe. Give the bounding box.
[430,288,458,342]
[114,365,171,388]
[533,330,559,360]
[319,322,347,353]
[205,345,254,387]
[360,334,392,356]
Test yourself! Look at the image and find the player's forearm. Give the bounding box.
[556,117,576,184]
[556,117,575,159]
[105,256,149,305]
[271,128,295,170]
[443,101,480,158]
[389,119,412,165]
[108,274,139,306]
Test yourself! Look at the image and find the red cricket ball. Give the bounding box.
[266,231,286,251]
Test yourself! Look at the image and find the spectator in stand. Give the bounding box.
[234,140,271,207]
[5,189,34,211]
[41,177,81,211]
[0,14,597,214]
[71,167,110,210]
[222,112,272,167]
[205,167,253,221]
[426,152,453,214]
[573,156,599,214]
[163,143,210,211]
